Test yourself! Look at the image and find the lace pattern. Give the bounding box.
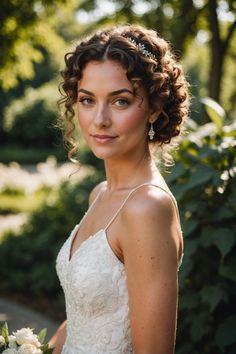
[56,226,134,354]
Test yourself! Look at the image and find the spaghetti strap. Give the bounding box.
[104,182,181,232]
[79,188,103,225]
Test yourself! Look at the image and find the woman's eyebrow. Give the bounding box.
[77,89,95,96]
[77,88,134,96]
[108,89,134,96]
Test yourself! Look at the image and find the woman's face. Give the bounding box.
[77,59,157,161]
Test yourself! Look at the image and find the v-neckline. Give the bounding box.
[67,182,153,263]
[68,225,124,266]
[68,221,103,262]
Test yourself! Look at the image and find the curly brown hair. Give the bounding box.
[58,24,189,164]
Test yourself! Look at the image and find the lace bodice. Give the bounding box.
[56,226,134,353]
[56,183,183,354]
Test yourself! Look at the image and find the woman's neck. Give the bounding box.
[104,152,159,192]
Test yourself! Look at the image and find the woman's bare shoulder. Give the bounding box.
[88,180,106,205]
[124,184,176,221]
[121,184,182,264]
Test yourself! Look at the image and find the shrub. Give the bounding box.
[170,104,236,354]
[0,172,103,298]
[3,83,63,150]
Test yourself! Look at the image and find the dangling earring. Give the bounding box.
[148,122,155,140]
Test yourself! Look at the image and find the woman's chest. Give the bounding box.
[56,228,127,316]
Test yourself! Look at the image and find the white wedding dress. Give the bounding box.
[56,183,183,354]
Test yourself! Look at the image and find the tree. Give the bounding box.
[0,0,67,90]
[207,0,236,101]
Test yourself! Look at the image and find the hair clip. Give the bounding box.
[126,37,157,61]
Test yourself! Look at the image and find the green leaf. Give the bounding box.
[170,184,189,201]
[190,312,209,342]
[184,201,200,213]
[219,264,236,282]
[185,238,199,257]
[200,285,228,312]
[200,227,215,248]
[198,144,217,159]
[228,193,236,208]
[215,315,236,349]
[215,206,235,220]
[165,163,186,183]
[201,97,225,133]
[200,227,235,256]
[182,219,199,237]
[38,328,47,344]
[213,228,235,257]
[179,290,199,310]
[1,322,9,344]
[186,165,215,189]
[42,347,54,354]
[40,343,54,353]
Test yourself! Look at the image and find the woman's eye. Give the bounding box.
[78,97,94,105]
[114,99,129,107]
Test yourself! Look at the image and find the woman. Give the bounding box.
[49,24,189,354]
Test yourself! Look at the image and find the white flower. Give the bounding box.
[18,344,42,354]
[13,328,40,347]
[2,348,18,354]
[0,335,5,346]
[8,335,17,349]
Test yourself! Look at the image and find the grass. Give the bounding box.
[0,185,55,214]
[0,194,46,214]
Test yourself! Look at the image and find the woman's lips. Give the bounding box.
[91,134,118,143]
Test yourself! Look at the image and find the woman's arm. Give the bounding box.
[48,321,67,354]
[122,186,182,354]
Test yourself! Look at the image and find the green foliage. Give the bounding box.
[165,107,236,353]
[38,328,47,344]
[2,83,64,152]
[0,0,67,90]
[201,97,226,132]
[0,186,25,197]
[0,187,51,214]
[0,145,66,164]
[0,322,9,345]
[0,172,103,297]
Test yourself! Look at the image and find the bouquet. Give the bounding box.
[0,322,53,354]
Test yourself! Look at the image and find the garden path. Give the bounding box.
[0,297,59,341]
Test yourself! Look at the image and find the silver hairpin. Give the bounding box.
[126,37,157,61]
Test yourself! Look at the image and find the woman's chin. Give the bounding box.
[93,152,113,160]
[91,148,120,161]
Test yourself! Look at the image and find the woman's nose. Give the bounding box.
[94,104,111,127]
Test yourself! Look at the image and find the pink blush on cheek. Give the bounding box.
[117,107,148,135]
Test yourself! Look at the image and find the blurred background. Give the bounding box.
[0,0,235,352]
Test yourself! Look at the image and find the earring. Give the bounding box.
[148,123,155,140]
